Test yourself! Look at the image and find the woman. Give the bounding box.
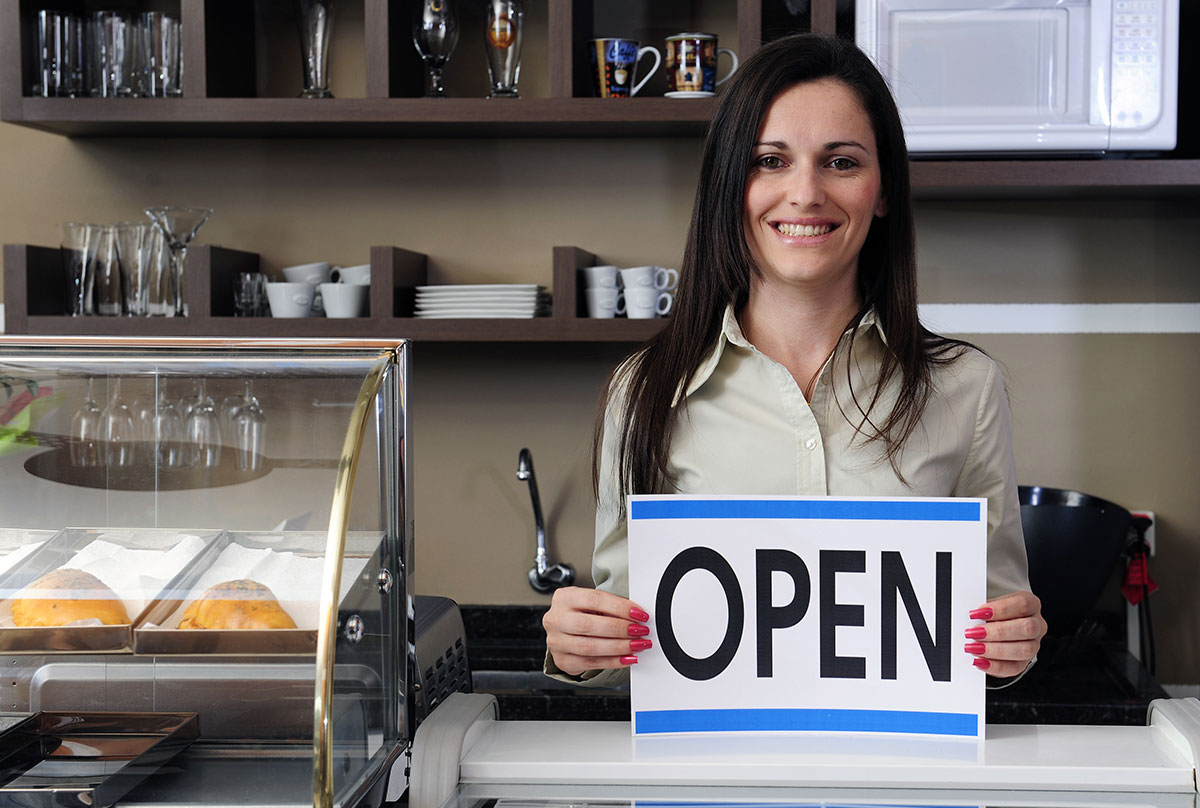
[544,33,1045,688]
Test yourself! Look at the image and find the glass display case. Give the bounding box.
[0,336,413,808]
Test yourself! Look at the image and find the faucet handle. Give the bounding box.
[529,562,575,593]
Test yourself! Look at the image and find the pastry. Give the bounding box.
[177,579,297,630]
[10,568,130,627]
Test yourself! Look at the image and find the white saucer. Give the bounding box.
[665,91,714,99]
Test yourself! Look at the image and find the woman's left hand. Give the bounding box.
[963,590,1047,679]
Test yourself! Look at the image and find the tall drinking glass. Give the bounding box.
[88,11,135,97]
[61,222,101,316]
[114,222,152,316]
[35,11,84,97]
[485,0,522,98]
[145,206,212,317]
[413,0,458,97]
[298,0,335,98]
[94,225,122,316]
[149,389,185,468]
[141,12,182,97]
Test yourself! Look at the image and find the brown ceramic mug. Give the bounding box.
[664,33,738,96]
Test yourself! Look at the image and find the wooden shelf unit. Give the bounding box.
[1,243,667,342]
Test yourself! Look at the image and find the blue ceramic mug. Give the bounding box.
[590,38,661,98]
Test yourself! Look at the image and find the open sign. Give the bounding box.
[627,496,987,739]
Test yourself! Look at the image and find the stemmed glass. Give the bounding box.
[230,381,266,472]
[413,0,458,97]
[101,378,136,467]
[184,379,221,468]
[150,388,185,468]
[69,378,103,467]
[144,206,213,317]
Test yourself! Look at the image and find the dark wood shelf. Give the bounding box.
[17,314,666,342]
[910,159,1200,196]
[2,243,667,342]
[6,97,717,139]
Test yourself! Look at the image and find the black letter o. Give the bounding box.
[656,547,744,681]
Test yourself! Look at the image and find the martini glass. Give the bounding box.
[145,206,212,317]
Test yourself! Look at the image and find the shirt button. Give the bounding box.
[804,438,817,451]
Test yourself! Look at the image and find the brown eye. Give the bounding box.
[829,157,857,170]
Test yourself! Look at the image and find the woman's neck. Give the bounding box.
[739,277,863,399]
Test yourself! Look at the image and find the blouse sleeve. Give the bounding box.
[952,356,1035,689]
[952,357,1030,599]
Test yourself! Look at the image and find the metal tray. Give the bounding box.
[133,531,381,656]
[0,711,198,808]
[0,529,222,654]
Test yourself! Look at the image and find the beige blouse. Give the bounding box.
[549,306,1030,687]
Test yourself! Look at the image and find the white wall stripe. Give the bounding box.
[0,302,1194,336]
[918,303,1200,334]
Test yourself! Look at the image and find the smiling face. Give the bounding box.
[743,79,887,303]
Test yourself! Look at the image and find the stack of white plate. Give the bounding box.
[414,284,551,319]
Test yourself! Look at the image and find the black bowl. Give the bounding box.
[1018,485,1131,638]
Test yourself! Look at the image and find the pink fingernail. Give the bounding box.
[630,639,653,652]
[628,624,649,637]
[969,607,994,620]
[964,626,987,640]
[629,607,650,622]
[972,658,991,670]
[964,642,986,655]
[620,655,639,665]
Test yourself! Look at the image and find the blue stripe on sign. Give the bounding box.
[629,499,980,522]
[634,708,978,737]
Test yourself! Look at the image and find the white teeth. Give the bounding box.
[776,223,833,237]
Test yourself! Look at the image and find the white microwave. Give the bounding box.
[855,0,1179,154]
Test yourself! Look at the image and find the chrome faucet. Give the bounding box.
[516,448,575,593]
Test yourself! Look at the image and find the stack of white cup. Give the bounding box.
[618,265,677,318]
[582,264,679,318]
[581,265,622,318]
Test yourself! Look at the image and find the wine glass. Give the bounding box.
[144,206,213,317]
[184,379,221,468]
[231,381,266,472]
[69,378,103,466]
[150,389,185,468]
[101,378,136,467]
[413,0,458,98]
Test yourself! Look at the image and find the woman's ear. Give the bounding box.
[875,195,888,217]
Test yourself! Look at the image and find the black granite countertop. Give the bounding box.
[460,604,1167,725]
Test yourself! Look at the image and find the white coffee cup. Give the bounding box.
[266,281,316,318]
[581,265,618,289]
[585,286,625,318]
[620,265,676,290]
[658,267,680,290]
[624,287,672,319]
[331,263,370,285]
[281,262,332,283]
[320,282,368,318]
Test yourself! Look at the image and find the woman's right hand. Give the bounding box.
[542,586,652,676]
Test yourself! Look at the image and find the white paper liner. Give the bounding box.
[0,542,45,577]
[0,533,209,628]
[146,542,370,631]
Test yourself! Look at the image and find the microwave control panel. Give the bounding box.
[1111,0,1164,128]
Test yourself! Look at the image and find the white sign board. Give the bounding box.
[628,495,987,740]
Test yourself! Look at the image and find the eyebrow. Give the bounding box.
[752,139,870,152]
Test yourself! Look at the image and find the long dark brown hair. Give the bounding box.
[594,33,971,504]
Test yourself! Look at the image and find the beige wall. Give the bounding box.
[1,126,1196,682]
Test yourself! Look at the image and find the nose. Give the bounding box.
[786,165,826,208]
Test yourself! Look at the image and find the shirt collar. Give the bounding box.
[678,304,886,403]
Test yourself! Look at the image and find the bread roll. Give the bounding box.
[178,579,297,630]
[10,568,130,627]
